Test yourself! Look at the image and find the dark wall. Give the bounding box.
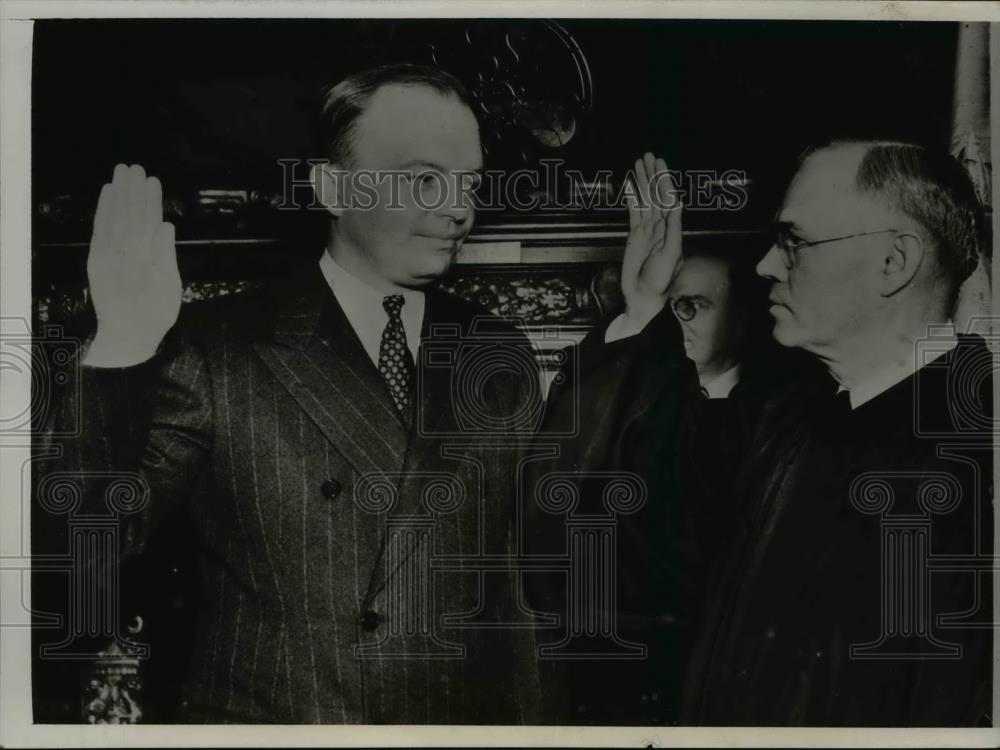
[34,18,958,230]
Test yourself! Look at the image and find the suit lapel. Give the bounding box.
[252,265,410,479]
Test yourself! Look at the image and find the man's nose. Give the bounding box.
[756,245,788,282]
[437,176,474,223]
[438,201,472,224]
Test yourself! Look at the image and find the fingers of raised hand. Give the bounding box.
[632,153,679,222]
[101,164,132,247]
[144,175,163,231]
[642,152,657,196]
[649,214,666,250]
[96,164,162,253]
[92,182,113,247]
[112,162,131,184]
[124,164,147,226]
[651,160,683,262]
[624,155,661,272]
[652,157,682,217]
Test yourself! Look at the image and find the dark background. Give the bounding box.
[33,18,959,237]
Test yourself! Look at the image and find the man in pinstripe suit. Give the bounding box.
[41,65,543,723]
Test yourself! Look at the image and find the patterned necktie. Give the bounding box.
[378,294,412,416]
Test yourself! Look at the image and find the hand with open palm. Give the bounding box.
[619,152,684,330]
[83,164,181,367]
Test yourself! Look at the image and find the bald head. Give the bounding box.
[800,141,981,298]
[757,140,982,362]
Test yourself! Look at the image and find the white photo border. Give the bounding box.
[2,2,998,747]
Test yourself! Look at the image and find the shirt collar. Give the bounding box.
[837,324,957,409]
[318,251,425,365]
[702,363,741,399]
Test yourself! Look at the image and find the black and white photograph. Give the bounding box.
[0,1,997,745]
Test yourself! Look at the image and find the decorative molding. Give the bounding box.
[35,266,615,330]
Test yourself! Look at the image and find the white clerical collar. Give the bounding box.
[318,251,425,366]
[702,364,741,399]
[837,324,957,409]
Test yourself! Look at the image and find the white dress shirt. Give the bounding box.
[318,251,425,365]
[702,364,741,399]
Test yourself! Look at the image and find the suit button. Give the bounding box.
[360,610,381,632]
[321,479,341,499]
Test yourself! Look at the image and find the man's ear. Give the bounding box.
[879,232,925,296]
[310,162,347,217]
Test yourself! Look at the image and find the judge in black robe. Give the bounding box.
[529,143,993,727]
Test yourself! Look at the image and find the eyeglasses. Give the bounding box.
[671,297,699,322]
[772,225,899,269]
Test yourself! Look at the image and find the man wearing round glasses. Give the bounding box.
[667,251,749,398]
[550,143,991,725]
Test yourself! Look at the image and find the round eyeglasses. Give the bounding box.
[671,297,699,322]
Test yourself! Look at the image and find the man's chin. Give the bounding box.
[403,274,444,288]
[406,258,455,286]
[770,317,802,348]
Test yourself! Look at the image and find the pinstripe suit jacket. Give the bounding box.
[45,262,543,724]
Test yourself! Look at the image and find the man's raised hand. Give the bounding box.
[83,164,181,367]
[620,152,683,329]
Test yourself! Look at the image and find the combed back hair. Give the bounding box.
[806,140,984,302]
[318,63,474,166]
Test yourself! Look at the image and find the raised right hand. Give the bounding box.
[83,164,181,367]
[619,152,684,329]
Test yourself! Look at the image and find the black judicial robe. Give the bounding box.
[536,307,992,726]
